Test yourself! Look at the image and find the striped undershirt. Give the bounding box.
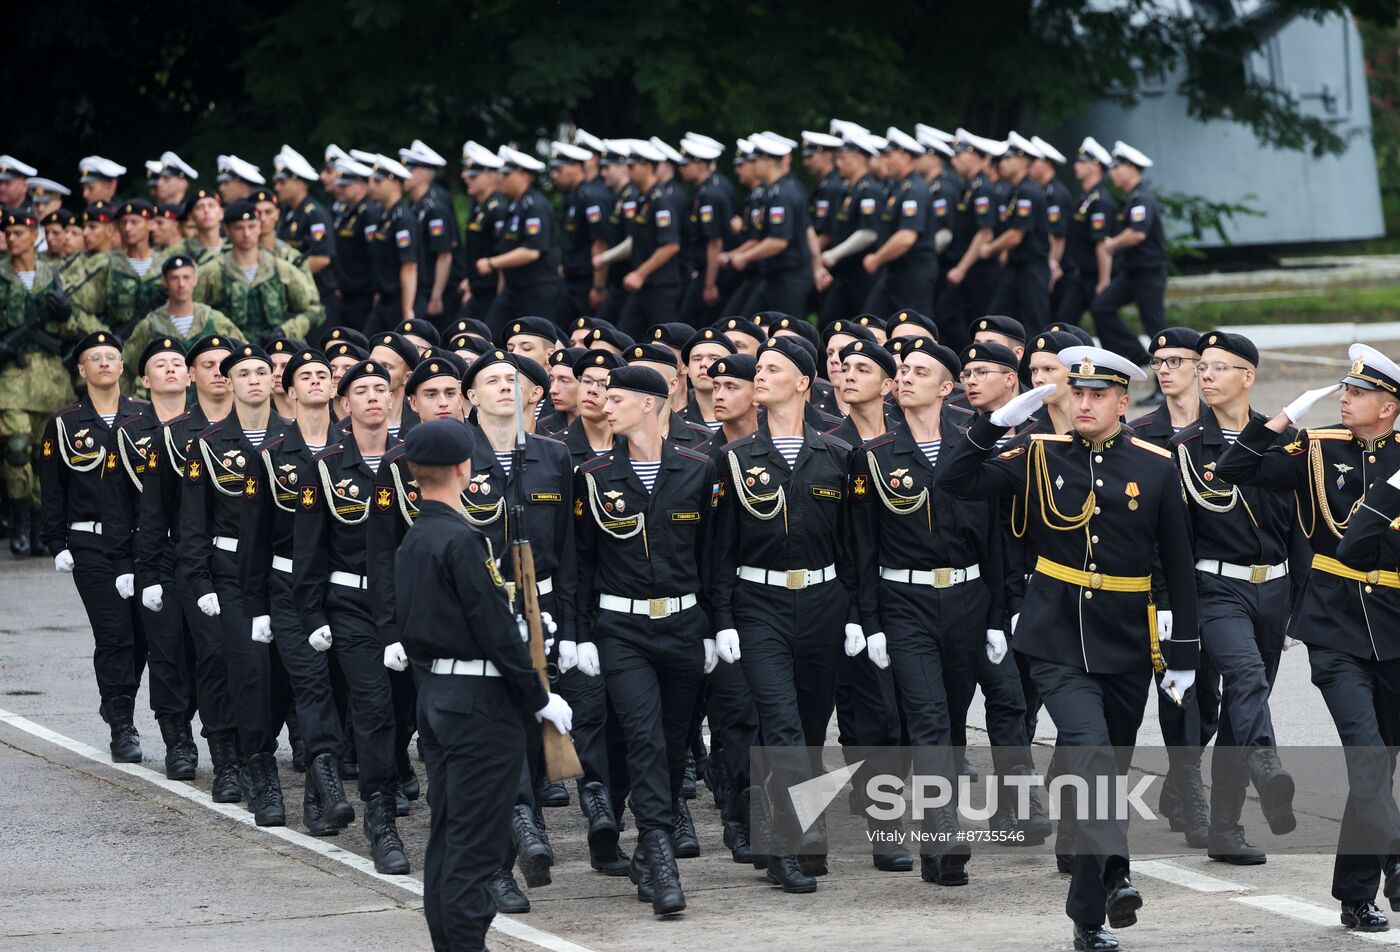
[1220,428,1240,445]
[994,433,1013,449]
[362,456,381,474]
[99,412,117,427]
[244,429,266,447]
[170,314,195,336]
[306,443,325,454]
[388,424,400,440]
[917,439,941,469]
[241,266,258,283]
[771,435,803,467]
[128,256,154,277]
[495,450,513,476]
[632,459,661,492]
[704,419,722,431]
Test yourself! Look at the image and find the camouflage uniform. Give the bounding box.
[89,250,170,339]
[120,303,240,395]
[193,248,324,343]
[171,235,221,266]
[272,238,308,272]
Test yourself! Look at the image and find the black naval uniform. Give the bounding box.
[1219,417,1400,904]
[988,176,1051,332]
[1055,182,1117,327]
[735,174,813,318]
[333,194,381,333]
[1090,182,1167,366]
[413,183,467,325]
[820,172,883,325]
[939,416,1199,930]
[367,197,419,336]
[484,187,565,336]
[935,172,999,351]
[617,183,686,341]
[595,182,642,328]
[396,498,549,952]
[279,196,337,320]
[679,170,738,328]
[559,177,613,324]
[460,190,510,325]
[863,172,938,319]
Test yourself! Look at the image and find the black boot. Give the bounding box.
[746,785,771,871]
[1175,763,1210,849]
[1342,899,1390,932]
[28,507,47,557]
[310,751,355,827]
[1385,857,1400,912]
[629,834,653,903]
[797,815,828,877]
[581,782,627,875]
[920,807,970,886]
[869,818,913,872]
[364,792,410,874]
[285,711,305,773]
[246,751,286,827]
[671,797,700,858]
[489,851,531,913]
[1247,746,1296,835]
[1158,769,1184,831]
[157,715,196,779]
[645,828,686,916]
[9,502,30,559]
[723,818,752,865]
[766,854,817,893]
[1207,780,1265,865]
[400,764,421,801]
[1073,923,1120,951]
[511,804,553,888]
[302,774,338,837]
[1104,868,1143,929]
[390,780,410,817]
[339,727,359,779]
[1019,780,1054,846]
[105,696,142,763]
[681,754,697,800]
[537,779,569,808]
[208,730,242,803]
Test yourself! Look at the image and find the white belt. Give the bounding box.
[1195,558,1288,584]
[737,564,837,591]
[68,521,102,534]
[536,576,553,596]
[879,564,981,589]
[212,535,238,553]
[599,592,698,619]
[272,555,293,574]
[330,571,368,589]
[430,658,501,677]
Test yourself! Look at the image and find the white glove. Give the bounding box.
[53,549,74,572]
[1388,465,1400,491]
[517,615,555,655]
[1283,635,1301,651]
[844,623,867,657]
[309,625,333,652]
[986,629,1008,665]
[251,615,273,643]
[535,693,574,733]
[703,638,717,674]
[866,631,890,669]
[716,628,741,664]
[1282,383,1342,425]
[141,584,164,612]
[557,640,579,674]
[383,642,409,671]
[989,384,1057,428]
[197,593,221,617]
[577,642,601,677]
[934,228,953,254]
[1156,609,1173,643]
[540,611,558,635]
[115,573,135,599]
[1160,668,1196,702]
[1010,613,1020,635]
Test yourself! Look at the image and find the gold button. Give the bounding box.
[1366,585,1374,593]
[1370,455,1377,464]
[1095,479,1103,487]
[1084,591,1093,600]
[1091,535,1099,544]
[1094,507,1101,515]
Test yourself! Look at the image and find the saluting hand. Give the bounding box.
[990,384,1056,428]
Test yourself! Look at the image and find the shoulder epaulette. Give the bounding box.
[674,446,709,464]
[865,432,896,450]
[1307,428,1352,440]
[55,403,82,418]
[721,433,758,453]
[313,444,345,462]
[823,433,853,452]
[1130,436,1172,458]
[578,454,612,474]
[1170,423,1203,447]
[1031,433,1071,443]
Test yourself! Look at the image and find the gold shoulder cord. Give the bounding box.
[199,438,243,498]
[319,458,370,525]
[866,450,931,531]
[262,448,295,513]
[1014,439,1095,539]
[55,415,104,473]
[1308,438,1361,539]
[117,427,144,492]
[390,460,421,526]
[726,449,788,534]
[1176,443,1258,526]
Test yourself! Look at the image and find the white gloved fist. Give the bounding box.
[115,573,135,599]
[1283,635,1301,651]
[308,625,333,652]
[1010,613,1021,635]
[577,642,601,677]
[1160,668,1196,702]
[535,693,574,733]
[716,628,741,664]
[703,638,717,674]
[517,614,556,654]
[141,584,164,612]
[250,615,273,643]
[986,629,1008,665]
[866,631,890,669]
[54,549,74,572]
[197,592,221,617]
[540,611,558,635]
[1282,383,1342,425]
[989,384,1057,428]
[557,640,579,674]
[844,622,867,657]
[1156,609,1173,643]
[383,642,409,671]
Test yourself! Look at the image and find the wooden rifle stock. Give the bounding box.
[512,537,583,782]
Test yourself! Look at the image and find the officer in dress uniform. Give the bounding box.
[39,331,147,762]
[939,346,1200,952]
[1217,343,1400,933]
[1055,138,1118,328]
[273,146,337,324]
[984,133,1052,333]
[395,419,573,952]
[482,147,565,336]
[1089,142,1167,371]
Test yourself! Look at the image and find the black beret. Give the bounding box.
[515,352,549,390]
[1023,331,1086,364]
[605,365,669,398]
[708,354,757,381]
[81,202,118,224]
[219,343,273,377]
[249,188,278,207]
[447,332,492,356]
[155,202,182,221]
[1045,322,1094,345]
[70,330,122,368]
[572,348,626,379]
[186,334,238,364]
[41,208,76,227]
[138,336,186,375]
[570,316,597,333]
[1196,330,1259,367]
[899,337,961,378]
[501,315,560,346]
[397,318,441,347]
[681,327,737,363]
[119,199,155,220]
[463,349,517,390]
[369,331,422,370]
[970,314,1026,343]
[888,309,938,338]
[852,313,887,332]
[223,200,257,223]
[1148,326,1201,354]
[336,358,391,396]
[769,314,820,350]
[784,333,819,363]
[960,342,1019,372]
[320,326,370,351]
[282,348,332,391]
[624,342,677,366]
[821,319,878,346]
[265,337,305,357]
[759,335,816,380]
[648,322,694,350]
[751,310,791,329]
[161,253,198,274]
[839,339,897,378]
[1,207,37,229]
[403,418,475,466]
[447,317,492,340]
[549,346,587,369]
[715,316,766,343]
[182,187,221,218]
[586,324,634,351]
[325,341,367,362]
[408,349,467,393]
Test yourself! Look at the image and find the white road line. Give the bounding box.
[1235,895,1400,945]
[0,706,599,952]
[1133,859,1254,893]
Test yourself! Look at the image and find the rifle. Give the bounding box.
[509,368,583,782]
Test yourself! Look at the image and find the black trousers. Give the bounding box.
[337,291,375,335]
[179,591,236,737]
[419,673,525,952]
[269,569,343,761]
[484,280,565,339]
[934,261,999,352]
[326,585,397,800]
[706,659,759,822]
[211,549,275,758]
[819,268,874,325]
[863,263,937,321]
[366,297,405,338]
[1053,270,1095,327]
[595,606,705,835]
[70,532,144,705]
[988,260,1052,333]
[972,636,1035,776]
[720,276,759,319]
[457,289,497,327]
[555,664,611,790]
[1027,657,1149,925]
[732,268,814,319]
[617,283,682,340]
[1089,267,1167,366]
[1201,573,1286,792]
[392,667,418,779]
[141,571,196,720]
[555,276,592,328]
[677,267,736,329]
[1307,645,1400,902]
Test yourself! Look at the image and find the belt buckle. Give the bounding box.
[1088,572,1104,591]
[1249,564,1268,584]
[1368,570,1382,585]
[647,597,672,619]
[931,567,953,589]
[785,569,808,590]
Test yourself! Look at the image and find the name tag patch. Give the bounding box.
[811,486,842,500]
[671,510,700,522]
[530,492,563,503]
